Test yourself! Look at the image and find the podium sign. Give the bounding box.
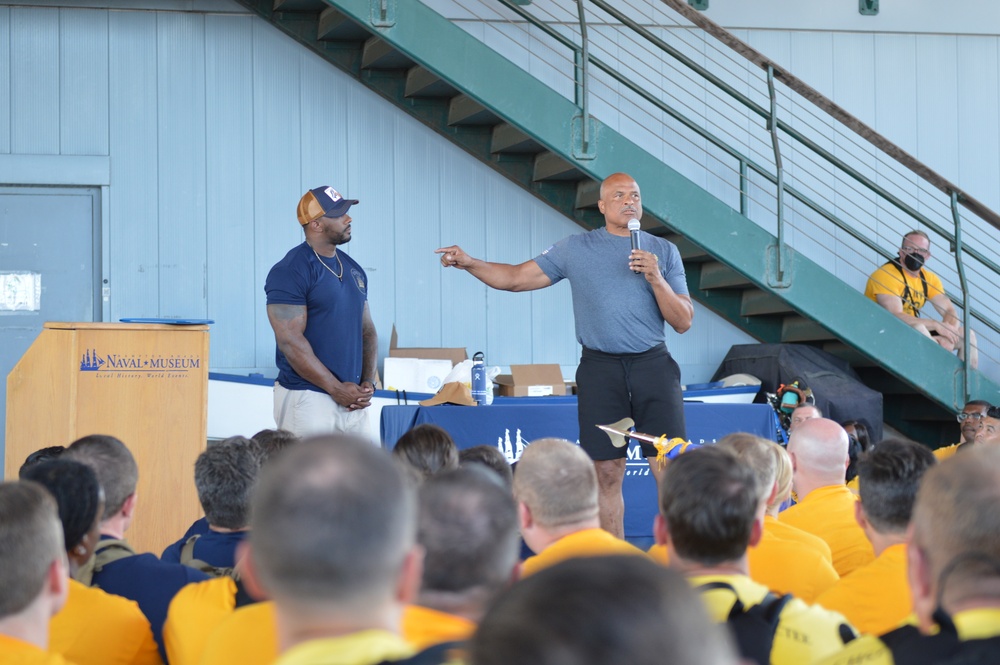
[6,322,209,554]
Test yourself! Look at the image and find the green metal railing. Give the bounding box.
[488,0,1000,387]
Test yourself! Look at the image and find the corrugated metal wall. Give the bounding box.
[0,4,755,383]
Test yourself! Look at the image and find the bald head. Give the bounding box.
[597,173,642,231]
[787,418,849,488]
[513,439,598,528]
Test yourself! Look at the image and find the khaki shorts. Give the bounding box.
[273,383,370,439]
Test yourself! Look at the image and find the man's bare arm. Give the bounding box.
[267,303,370,408]
[436,245,552,292]
[360,301,378,392]
[630,249,693,333]
[875,294,956,343]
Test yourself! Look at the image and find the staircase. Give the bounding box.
[236,0,1000,444]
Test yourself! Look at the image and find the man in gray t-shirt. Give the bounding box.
[436,172,693,538]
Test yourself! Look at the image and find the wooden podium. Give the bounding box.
[5,322,209,554]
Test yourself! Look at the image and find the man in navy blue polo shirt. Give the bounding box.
[265,186,378,438]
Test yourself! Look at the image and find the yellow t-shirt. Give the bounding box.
[401,605,475,651]
[780,485,875,577]
[648,520,839,604]
[691,573,856,665]
[865,262,945,318]
[815,608,1000,665]
[814,542,910,636]
[198,600,277,665]
[0,634,76,665]
[162,577,237,665]
[50,579,161,665]
[521,528,648,577]
[933,443,963,461]
[273,630,413,665]
[764,516,833,563]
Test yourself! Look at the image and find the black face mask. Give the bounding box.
[903,253,925,271]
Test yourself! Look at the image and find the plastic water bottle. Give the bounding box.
[471,351,487,406]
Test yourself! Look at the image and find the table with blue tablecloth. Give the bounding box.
[381,396,781,539]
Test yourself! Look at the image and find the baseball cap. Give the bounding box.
[297,186,359,225]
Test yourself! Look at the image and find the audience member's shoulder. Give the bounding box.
[813,634,893,665]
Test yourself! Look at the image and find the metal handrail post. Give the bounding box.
[575,0,590,153]
[951,191,972,402]
[767,65,785,281]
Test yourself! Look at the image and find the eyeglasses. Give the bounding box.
[957,412,985,423]
[902,245,931,257]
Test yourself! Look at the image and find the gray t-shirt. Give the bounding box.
[534,227,688,354]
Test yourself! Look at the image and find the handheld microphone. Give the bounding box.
[629,219,641,273]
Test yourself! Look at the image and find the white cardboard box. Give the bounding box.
[382,357,454,394]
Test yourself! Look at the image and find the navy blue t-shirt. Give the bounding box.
[161,529,246,569]
[181,516,210,539]
[265,242,369,392]
[93,536,210,659]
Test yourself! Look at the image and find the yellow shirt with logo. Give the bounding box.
[197,601,277,665]
[690,573,856,665]
[865,262,945,318]
[163,577,237,665]
[815,608,1000,665]
[814,542,910,636]
[50,579,161,665]
[521,528,648,577]
[780,485,875,577]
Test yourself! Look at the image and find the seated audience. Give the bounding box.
[514,438,646,576]
[470,556,740,665]
[251,428,300,465]
[781,418,875,576]
[789,404,822,433]
[18,446,66,475]
[934,399,989,460]
[161,436,259,573]
[22,459,161,665]
[864,230,977,368]
[392,424,459,482]
[240,435,427,665]
[818,446,1000,663]
[974,405,1000,446]
[404,466,520,652]
[63,435,209,659]
[458,445,513,488]
[648,434,839,602]
[815,439,935,635]
[657,446,856,665]
[0,481,71,664]
[841,419,872,485]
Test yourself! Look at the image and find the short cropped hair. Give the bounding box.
[251,429,300,465]
[513,439,598,528]
[418,467,519,597]
[392,424,459,481]
[857,439,935,534]
[659,446,760,566]
[0,481,65,618]
[195,437,261,530]
[459,445,514,488]
[912,446,1000,599]
[250,436,416,605]
[902,229,930,245]
[715,433,777,504]
[965,399,992,410]
[64,435,138,519]
[21,460,102,552]
[470,556,738,665]
[988,405,1000,420]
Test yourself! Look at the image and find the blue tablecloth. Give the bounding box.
[381,397,781,539]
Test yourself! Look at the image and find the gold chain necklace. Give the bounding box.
[310,244,343,281]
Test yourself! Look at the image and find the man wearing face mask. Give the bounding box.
[865,230,977,368]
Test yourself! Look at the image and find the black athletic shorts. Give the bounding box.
[576,343,687,461]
